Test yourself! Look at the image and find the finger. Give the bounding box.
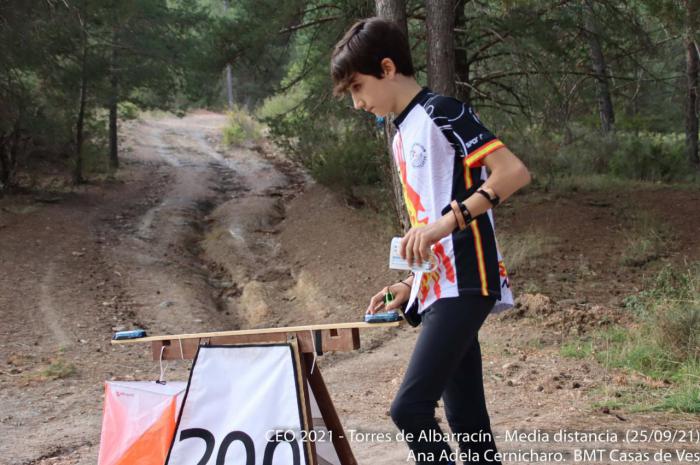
[413,236,423,264]
[405,236,414,265]
[366,294,379,313]
[367,288,388,313]
[419,237,429,264]
[399,235,408,259]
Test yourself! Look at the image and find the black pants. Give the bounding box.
[390,295,502,465]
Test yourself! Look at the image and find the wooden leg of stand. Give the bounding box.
[296,344,318,465]
[303,353,357,465]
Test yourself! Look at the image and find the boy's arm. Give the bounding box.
[461,146,531,217]
[430,147,529,237]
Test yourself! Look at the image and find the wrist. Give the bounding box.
[440,210,458,233]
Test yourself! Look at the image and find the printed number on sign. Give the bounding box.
[179,428,301,465]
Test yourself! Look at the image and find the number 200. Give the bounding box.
[177,428,301,465]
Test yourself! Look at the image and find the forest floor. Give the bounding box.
[0,112,698,465]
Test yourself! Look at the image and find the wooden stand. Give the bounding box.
[112,321,399,465]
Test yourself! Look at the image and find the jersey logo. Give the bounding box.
[465,133,485,151]
[409,143,426,168]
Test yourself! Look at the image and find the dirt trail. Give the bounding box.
[0,111,698,465]
[0,111,299,465]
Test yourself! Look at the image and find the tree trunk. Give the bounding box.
[74,24,88,185]
[376,0,407,37]
[375,0,410,232]
[583,0,614,133]
[224,0,234,110]
[109,25,119,169]
[1,121,23,190]
[426,0,456,97]
[0,136,10,190]
[685,0,700,166]
[454,0,470,103]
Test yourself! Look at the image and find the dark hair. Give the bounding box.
[331,17,415,96]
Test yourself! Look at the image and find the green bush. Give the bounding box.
[609,132,686,182]
[117,101,140,120]
[222,108,264,147]
[504,125,694,186]
[256,84,307,120]
[309,127,384,194]
[261,86,385,197]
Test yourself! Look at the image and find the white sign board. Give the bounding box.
[165,344,312,465]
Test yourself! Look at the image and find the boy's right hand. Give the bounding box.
[366,282,411,315]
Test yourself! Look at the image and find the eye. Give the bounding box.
[351,83,360,92]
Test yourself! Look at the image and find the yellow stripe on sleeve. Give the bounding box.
[466,139,504,168]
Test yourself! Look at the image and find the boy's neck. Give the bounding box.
[391,76,424,116]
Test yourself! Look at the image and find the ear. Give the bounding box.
[380,58,397,79]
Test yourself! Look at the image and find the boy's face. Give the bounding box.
[348,72,394,117]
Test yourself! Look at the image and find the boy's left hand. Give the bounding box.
[399,213,456,266]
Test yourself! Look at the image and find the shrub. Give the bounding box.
[222,107,264,147]
[504,125,694,186]
[261,89,385,196]
[609,132,686,182]
[117,101,140,120]
[309,126,384,194]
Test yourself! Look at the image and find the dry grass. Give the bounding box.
[498,229,555,273]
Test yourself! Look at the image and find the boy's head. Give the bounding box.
[331,17,415,116]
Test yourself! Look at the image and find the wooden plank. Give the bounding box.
[151,329,364,360]
[303,353,357,465]
[151,333,288,361]
[112,320,400,345]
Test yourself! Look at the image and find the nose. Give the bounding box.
[352,94,363,111]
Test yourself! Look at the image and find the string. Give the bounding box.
[308,330,317,375]
[158,345,168,384]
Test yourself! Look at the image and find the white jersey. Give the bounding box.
[392,88,514,315]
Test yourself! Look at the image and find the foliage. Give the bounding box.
[559,262,700,413]
[0,0,223,187]
[222,108,264,147]
[505,126,694,189]
[2,0,699,192]
[623,262,700,360]
[117,102,140,120]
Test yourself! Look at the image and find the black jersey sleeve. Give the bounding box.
[424,95,505,168]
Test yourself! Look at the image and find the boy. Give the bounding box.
[331,17,531,465]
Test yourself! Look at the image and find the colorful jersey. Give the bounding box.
[392,87,513,315]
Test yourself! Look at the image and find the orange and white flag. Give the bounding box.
[98,381,186,465]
